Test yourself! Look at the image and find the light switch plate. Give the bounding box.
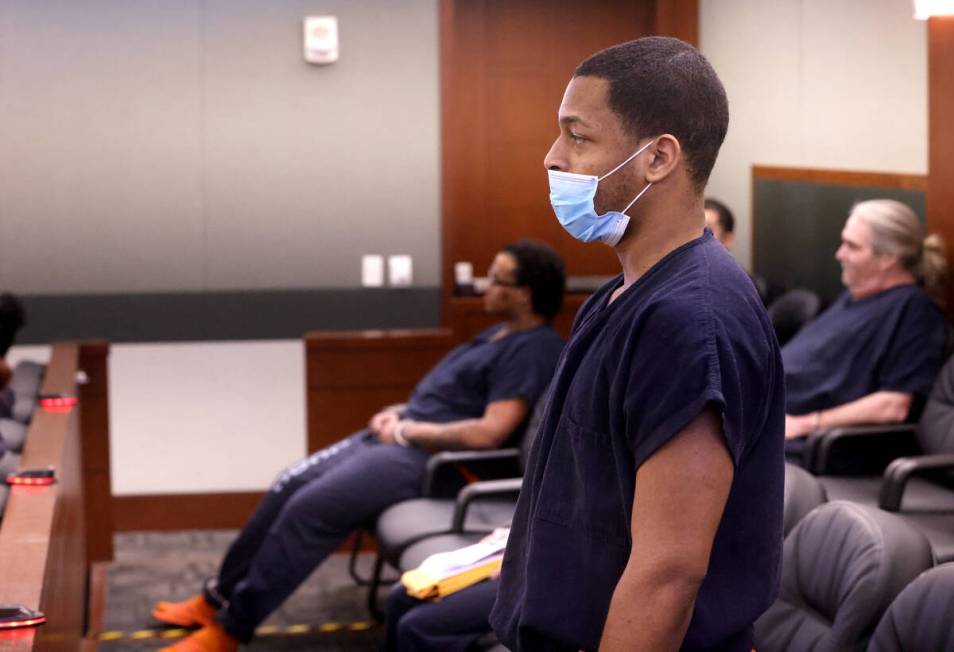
[361,255,384,287]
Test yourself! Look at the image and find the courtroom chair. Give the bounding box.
[0,418,27,453]
[0,450,19,477]
[754,501,934,652]
[782,462,827,536]
[10,360,44,394]
[766,288,821,346]
[806,354,954,562]
[9,360,45,424]
[867,563,954,652]
[358,394,546,619]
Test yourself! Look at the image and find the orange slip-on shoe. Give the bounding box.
[157,623,238,652]
[152,595,217,628]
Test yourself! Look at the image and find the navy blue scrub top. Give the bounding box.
[491,231,786,652]
[782,284,947,417]
[403,323,564,434]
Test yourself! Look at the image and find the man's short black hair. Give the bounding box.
[0,292,26,358]
[502,240,566,320]
[575,36,729,192]
[704,198,735,234]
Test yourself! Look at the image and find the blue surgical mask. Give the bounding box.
[547,140,654,246]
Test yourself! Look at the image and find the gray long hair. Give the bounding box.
[850,199,948,298]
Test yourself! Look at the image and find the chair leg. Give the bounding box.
[367,552,386,622]
[348,530,372,586]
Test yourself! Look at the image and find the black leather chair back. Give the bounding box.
[868,563,954,652]
[916,355,954,456]
[767,288,821,346]
[783,462,827,536]
[754,501,934,652]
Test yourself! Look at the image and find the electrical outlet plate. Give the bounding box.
[388,255,413,287]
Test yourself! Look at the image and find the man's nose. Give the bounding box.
[543,139,564,172]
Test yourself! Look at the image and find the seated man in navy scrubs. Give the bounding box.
[152,240,566,652]
[782,199,948,459]
[383,530,507,652]
[491,38,785,651]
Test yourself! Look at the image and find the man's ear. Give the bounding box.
[878,252,901,273]
[517,286,533,309]
[645,134,681,184]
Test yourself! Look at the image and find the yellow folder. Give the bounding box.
[400,532,508,600]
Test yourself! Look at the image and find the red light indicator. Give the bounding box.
[0,616,46,629]
[5,475,55,486]
[39,396,77,411]
[0,606,47,630]
[5,468,55,486]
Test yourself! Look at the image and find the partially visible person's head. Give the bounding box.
[484,240,566,321]
[571,37,729,192]
[0,292,26,358]
[704,198,735,249]
[837,200,949,300]
[544,37,729,248]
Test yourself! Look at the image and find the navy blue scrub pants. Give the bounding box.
[383,580,499,652]
[203,430,431,643]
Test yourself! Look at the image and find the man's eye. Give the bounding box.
[569,131,584,144]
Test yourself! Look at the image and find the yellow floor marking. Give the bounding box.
[94,622,378,641]
[160,629,189,638]
[317,623,343,632]
[130,630,157,639]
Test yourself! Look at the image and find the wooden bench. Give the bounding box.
[0,342,112,651]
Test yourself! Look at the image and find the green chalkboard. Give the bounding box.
[753,176,926,305]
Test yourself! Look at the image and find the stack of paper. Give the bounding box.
[401,531,508,600]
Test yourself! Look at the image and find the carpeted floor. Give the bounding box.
[94,530,389,651]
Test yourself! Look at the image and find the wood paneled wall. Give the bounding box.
[439,0,699,319]
[928,16,954,311]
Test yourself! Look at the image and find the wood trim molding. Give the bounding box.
[78,341,113,563]
[113,492,265,532]
[753,165,927,190]
[112,492,375,552]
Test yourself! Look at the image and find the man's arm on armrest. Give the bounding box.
[599,408,734,652]
[390,399,529,451]
[786,391,913,439]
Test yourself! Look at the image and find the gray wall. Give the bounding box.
[0,1,440,299]
[700,0,927,270]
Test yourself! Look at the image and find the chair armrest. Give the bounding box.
[452,478,523,532]
[879,453,954,511]
[807,424,919,476]
[421,448,520,496]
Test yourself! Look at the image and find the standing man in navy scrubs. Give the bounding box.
[491,37,785,651]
